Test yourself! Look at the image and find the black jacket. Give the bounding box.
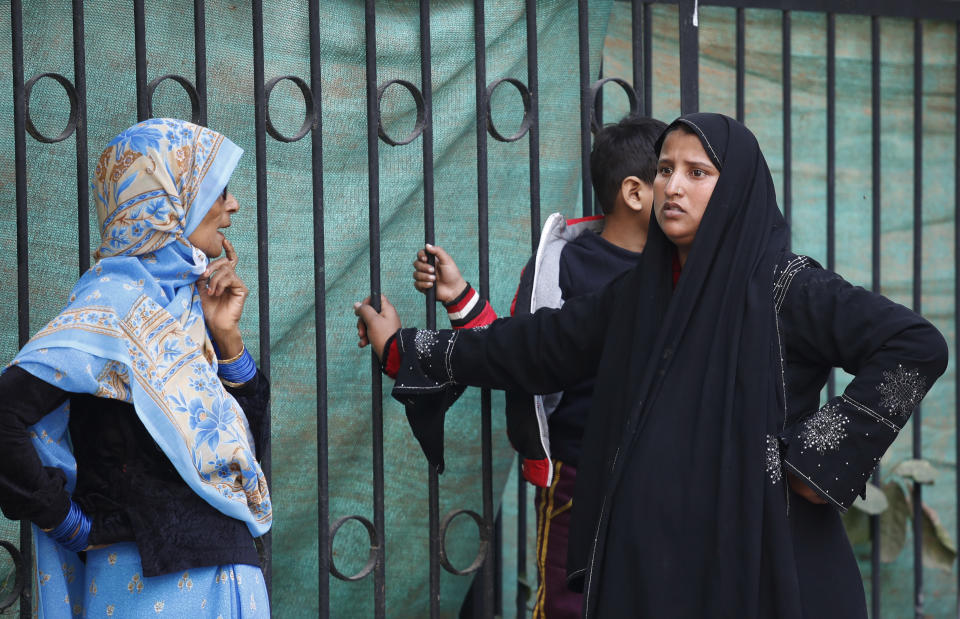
[0,366,269,577]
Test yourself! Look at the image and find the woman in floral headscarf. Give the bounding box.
[0,119,270,617]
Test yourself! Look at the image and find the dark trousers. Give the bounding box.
[533,460,582,619]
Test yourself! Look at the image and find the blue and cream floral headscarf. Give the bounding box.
[11,119,271,544]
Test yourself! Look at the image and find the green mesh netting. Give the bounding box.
[600,5,959,616]
[0,2,612,616]
[1,2,957,617]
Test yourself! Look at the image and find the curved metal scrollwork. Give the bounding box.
[485,77,533,143]
[147,74,202,125]
[590,77,639,133]
[0,540,25,613]
[265,76,316,143]
[376,79,426,147]
[328,515,379,582]
[24,72,78,144]
[438,508,490,576]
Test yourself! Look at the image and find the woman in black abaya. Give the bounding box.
[355,113,948,618]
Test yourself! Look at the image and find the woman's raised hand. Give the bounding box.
[199,238,248,357]
[413,244,466,304]
[354,295,402,360]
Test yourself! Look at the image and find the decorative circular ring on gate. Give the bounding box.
[438,508,490,576]
[590,77,639,133]
[0,540,25,613]
[265,76,316,143]
[24,72,79,144]
[485,78,532,143]
[147,74,202,125]
[376,79,426,147]
[329,515,379,582]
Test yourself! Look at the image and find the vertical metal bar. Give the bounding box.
[596,60,604,129]
[72,0,89,274]
[420,2,436,331]
[911,17,924,619]
[826,12,835,275]
[10,1,32,615]
[643,3,653,117]
[632,0,643,117]
[364,2,387,616]
[782,10,792,246]
[519,1,540,615]
[678,0,699,114]
[526,0,541,256]
[473,1,494,614]
[250,0,273,597]
[194,0,207,126]
[869,14,882,619]
[577,0,592,216]
[956,21,960,617]
[307,0,328,615]
[134,0,148,121]
[516,464,528,618]
[480,386,494,618]
[826,13,836,399]
[418,0,441,616]
[494,510,503,616]
[736,7,745,123]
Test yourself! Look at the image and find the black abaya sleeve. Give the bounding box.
[778,266,948,510]
[0,366,72,528]
[387,275,620,471]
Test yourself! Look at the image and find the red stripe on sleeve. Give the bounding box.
[383,337,401,379]
[461,301,497,329]
[446,287,477,314]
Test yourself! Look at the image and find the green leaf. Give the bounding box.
[842,508,871,545]
[891,459,938,484]
[879,481,909,563]
[920,503,958,572]
[850,482,889,515]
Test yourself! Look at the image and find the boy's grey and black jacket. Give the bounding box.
[505,213,641,487]
[394,213,642,486]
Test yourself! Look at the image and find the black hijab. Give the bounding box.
[567,114,804,617]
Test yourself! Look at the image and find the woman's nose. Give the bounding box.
[664,174,682,197]
[225,194,239,213]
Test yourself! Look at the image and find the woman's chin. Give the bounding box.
[200,244,223,259]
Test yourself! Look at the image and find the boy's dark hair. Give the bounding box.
[590,115,667,215]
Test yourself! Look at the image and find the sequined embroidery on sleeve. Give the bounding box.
[414,329,439,359]
[798,402,850,454]
[765,435,782,484]
[876,364,928,418]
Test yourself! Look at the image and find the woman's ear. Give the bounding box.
[620,176,653,213]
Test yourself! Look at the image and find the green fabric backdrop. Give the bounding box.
[0,1,612,616]
[0,2,957,617]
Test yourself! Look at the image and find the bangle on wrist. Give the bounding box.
[218,346,257,385]
[218,344,246,365]
[46,500,91,553]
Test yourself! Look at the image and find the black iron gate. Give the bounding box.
[5,1,960,617]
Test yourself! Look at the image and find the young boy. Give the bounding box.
[411,115,666,618]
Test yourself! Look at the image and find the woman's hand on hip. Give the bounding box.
[787,472,827,505]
